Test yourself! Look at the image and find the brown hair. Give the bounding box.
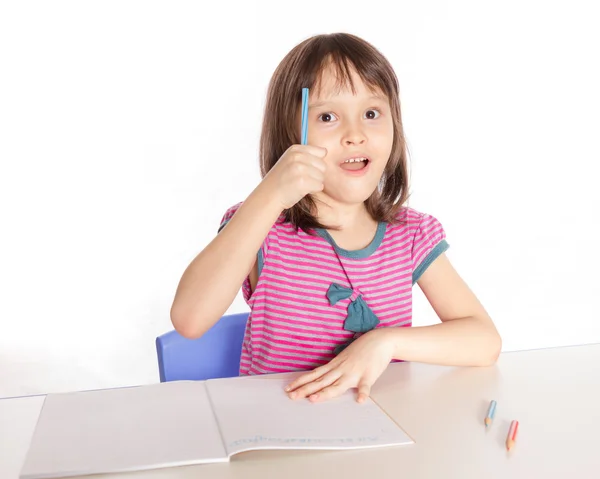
[259,33,410,232]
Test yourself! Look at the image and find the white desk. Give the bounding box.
[2,344,600,479]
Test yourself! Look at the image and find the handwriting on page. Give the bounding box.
[229,435,380,447]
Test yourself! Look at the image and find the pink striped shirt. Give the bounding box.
[218,203,449,375]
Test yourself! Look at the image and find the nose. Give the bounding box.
[341,121,367,146]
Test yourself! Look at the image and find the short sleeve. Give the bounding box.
[411,212,450,284]
[218,202,243,233]
[217,202,269,304]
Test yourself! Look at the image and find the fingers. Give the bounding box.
[307,156,327,173]
[290,144,327,159]
[285,365,329,393]
[307,379,348,403]
[292,161,324,194]
[296,155,326,175]
[306,174,325,193]
[356,381,371,403]
[287,158,325,183]
[287,369,342,400]
[293,377,372,404]
[287,145,327,173]
[306,166,325,183]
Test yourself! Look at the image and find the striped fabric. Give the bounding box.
[218,203,449,375]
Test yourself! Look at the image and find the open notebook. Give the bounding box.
[20,375,414,478]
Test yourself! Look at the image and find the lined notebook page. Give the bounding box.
[206,376,413,456]
[20,381,227,479]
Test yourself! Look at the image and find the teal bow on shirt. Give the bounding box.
[326,283,380,354]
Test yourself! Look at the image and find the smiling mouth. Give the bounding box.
[340,157,370,171]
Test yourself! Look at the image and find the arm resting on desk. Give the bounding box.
[385,315,501,367]
[389,252,502,367]
[286,253,501,403]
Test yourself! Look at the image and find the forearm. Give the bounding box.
[170,184,282,338]
[383,316,502,367]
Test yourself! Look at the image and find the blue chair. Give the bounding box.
[156,312,249,382]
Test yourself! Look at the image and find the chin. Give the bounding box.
[323,188,376,206]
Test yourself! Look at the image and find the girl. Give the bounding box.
[171,33,502,403]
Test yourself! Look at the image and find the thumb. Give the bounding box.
[356,381,371,403]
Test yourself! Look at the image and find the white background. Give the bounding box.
[1,0,598,398]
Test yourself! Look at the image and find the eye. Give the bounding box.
[365,109,381,120]
[318,112,338,122]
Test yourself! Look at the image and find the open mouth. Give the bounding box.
[340,157,370,171]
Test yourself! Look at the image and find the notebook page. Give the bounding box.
[20,381,227,479]
[206,376,413,456]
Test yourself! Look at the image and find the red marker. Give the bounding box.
[506,420,519,450]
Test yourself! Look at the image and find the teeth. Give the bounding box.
[344,157,368,163]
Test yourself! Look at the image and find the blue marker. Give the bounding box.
[301,87,309,145]
[485,400,497,427]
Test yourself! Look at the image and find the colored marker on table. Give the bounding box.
[485,400,497,427]
[506,420,519,451]
[301,87,309,145]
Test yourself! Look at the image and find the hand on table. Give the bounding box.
[285,328,395,403]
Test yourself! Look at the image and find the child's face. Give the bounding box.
[305,65,394,207]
